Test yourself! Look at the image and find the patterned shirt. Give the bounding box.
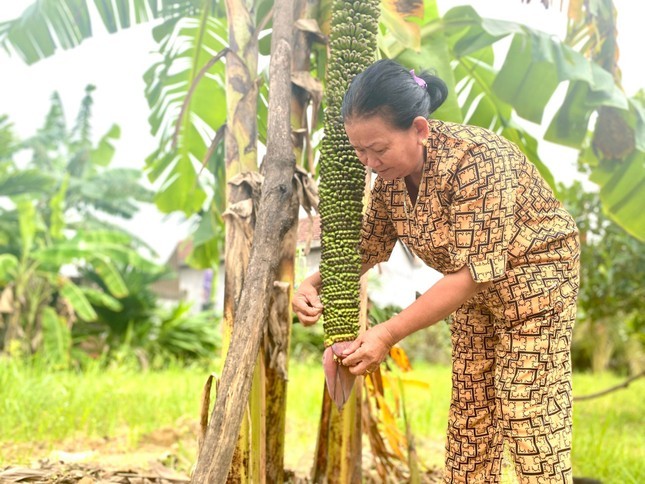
[360,120,579,320]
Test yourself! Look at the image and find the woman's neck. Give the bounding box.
[405,147,426,191]
[404,174,419,203]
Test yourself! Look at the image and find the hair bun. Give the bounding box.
[424,75,448,114]
[341,59,450,129]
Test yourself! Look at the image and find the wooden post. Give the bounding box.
[191,0,295,480]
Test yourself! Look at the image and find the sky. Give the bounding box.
[0,0,643,262]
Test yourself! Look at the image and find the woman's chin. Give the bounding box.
[376,170,396,181]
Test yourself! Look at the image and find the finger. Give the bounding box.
[293,293,323,311]
[294,303,323,317]
[300,315,320,326]
[293,294,323,311]
[340,338,362,357]
[348,361,369,376]
[341,346,364,367]
[297,313,321,326]
[304,293,323,309]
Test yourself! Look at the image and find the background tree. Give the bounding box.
[560,181,644,374]
[1,0,643,479]
[2,0,642,248]
[0,88,183,368]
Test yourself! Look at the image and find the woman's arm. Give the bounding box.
[340,265,490,374]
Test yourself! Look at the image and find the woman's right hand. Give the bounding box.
[292,278,323,326]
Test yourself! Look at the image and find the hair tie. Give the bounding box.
[410,69,427,89]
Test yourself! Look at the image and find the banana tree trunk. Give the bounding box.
[265,13,324,478]
[291,0,323,173]
[193,0,296,480]
[221,0,261,480]
[263,1,299,480]
[221,173,262,482]
[264,261,295,482]
[223,0,259,178]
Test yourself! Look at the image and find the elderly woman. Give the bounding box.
[293,59,579,483]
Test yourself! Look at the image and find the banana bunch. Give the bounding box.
[319,0,379,348]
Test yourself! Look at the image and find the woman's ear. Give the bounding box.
[412,116,430,143]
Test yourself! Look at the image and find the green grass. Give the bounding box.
[0,358,208,459]
[1,358,643,483]
[571,372,645,483]
[285,363,645,482]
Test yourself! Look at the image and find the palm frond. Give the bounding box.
[144,14,228,215]
[0,0,188,65]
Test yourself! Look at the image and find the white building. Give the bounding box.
[154,216,442,313]
[295,215,442,309]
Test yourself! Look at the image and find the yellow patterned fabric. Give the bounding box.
[359,120,580,482]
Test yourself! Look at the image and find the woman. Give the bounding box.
[293,59,579,483]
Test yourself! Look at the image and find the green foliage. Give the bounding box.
[5,0,640,261]
[290,318,325,362]
[40,306,72,370]
[145,302,221,363]
[142,9,228,269]
[570,371,645,481]
[0,0,190,64]
[18,87,154,223]
[144,14,228,217]
[560,181,645,373]
[0,115,15,161]
[0,89,164,364]
[74,262,220,368]
[391,4,644,237]
[0,357,211,453]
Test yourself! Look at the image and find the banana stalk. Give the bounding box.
[319,0,380,410]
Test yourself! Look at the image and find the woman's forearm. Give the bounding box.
[382,265,490,345]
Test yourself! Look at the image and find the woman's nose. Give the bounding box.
[364,155,380,168]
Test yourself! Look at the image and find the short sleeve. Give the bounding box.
[447,144,517,282]
[359,179,398,267]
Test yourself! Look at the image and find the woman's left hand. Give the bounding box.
[340,324,396,375]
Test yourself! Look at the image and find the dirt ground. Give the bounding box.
[0,423,444,483]
[0,426,198,483]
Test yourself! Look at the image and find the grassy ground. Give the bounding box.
[1,358,643,482]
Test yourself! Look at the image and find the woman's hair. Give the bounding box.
[341,59,448,130]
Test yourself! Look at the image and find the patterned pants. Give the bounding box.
[444,286,577,483]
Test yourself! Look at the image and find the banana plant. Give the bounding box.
[0,88,160,358]
[0,196,138,356]
[0,0,193,64]
[5,0,639,243]
[18,86,155,229]
[386,2,643,239]
[2,1,642,480]
[559,181,645,373]
[144,11,228,218]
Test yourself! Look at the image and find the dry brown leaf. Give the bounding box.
[389,346,413,372]
[0,466,50,482]
[293,19,326,43]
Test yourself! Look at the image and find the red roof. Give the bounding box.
[297,214,321,245]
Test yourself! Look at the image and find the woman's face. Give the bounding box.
[344,115,428,181]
